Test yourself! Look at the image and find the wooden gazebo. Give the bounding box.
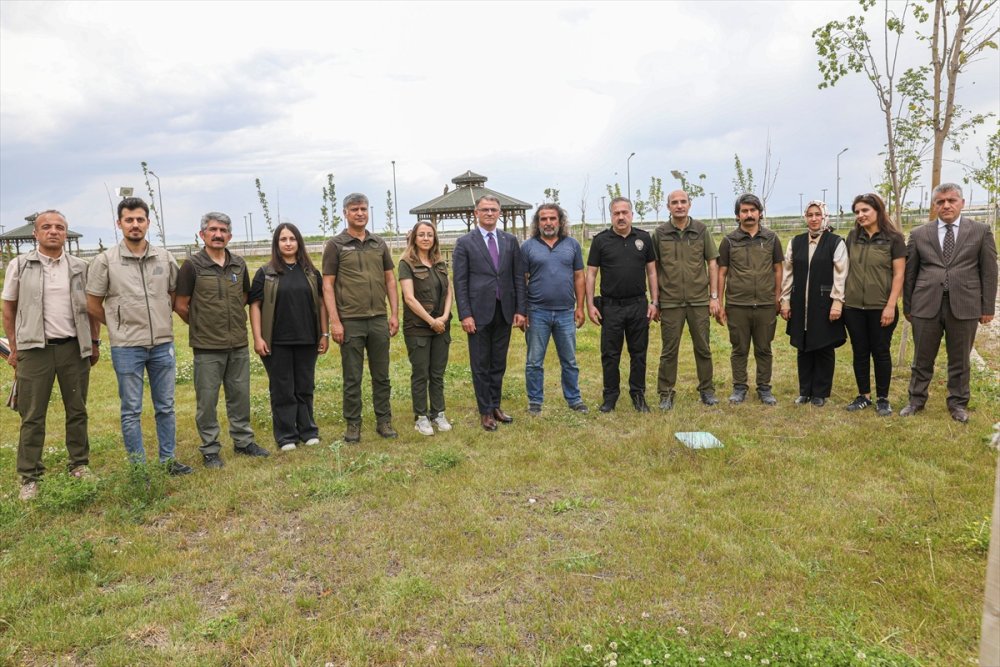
[1,214,83,257]
[409,170,532,236]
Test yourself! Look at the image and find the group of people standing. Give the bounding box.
[3,183,996,501]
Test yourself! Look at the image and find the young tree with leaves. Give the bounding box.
[732,154,755,197]
[606,183,622,199]
[543,187,560,205]
[140,161,166,247]
[670,170,706,200]
[254,178,274,233]
[385,189,396,235]
[647,177,665,221]
[634,190,648,221]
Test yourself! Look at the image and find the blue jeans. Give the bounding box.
[110,342,177,462]
[524,308,582,406]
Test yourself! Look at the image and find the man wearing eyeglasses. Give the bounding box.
[902,182,997,423]
[453,195,527,431]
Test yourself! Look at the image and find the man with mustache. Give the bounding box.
[174,212,269,468]
[716,193,783,405]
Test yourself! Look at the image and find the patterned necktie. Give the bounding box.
[942,223,955,263]
[487,232,500,298]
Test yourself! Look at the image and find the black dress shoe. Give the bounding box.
[493,408,514,424]
[598,401,616,413]
[810,397,826,407]
[950,407,970,424]
[480,414,498,431]
[631,394,650,413]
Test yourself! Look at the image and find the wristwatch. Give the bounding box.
[92,339,101,346]
[650,301,659,308]
[710,293,719,300]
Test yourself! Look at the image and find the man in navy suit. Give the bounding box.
[453,195,527,431]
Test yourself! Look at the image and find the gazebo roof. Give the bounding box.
[409,170,531,216]
[1,222,83,241]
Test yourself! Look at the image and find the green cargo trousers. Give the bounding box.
[657,305,714,396]
[16,339,90,482]
[193,347,256,455]
[725,305,777,390]
[341,316,392,425]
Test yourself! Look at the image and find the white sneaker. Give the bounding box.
[414,416,434,436]
[432,413,452,432]
[304,438,320,447]
[280,443,297,452]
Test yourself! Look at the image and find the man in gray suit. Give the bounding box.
[902,182,997,423]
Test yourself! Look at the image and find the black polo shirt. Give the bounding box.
[587,227,655,299]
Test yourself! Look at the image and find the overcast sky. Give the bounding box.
[2,0,998,247]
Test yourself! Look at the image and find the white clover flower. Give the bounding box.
[738,631,748,640]
[698,658,706,664]
[643,660,652,666]
[724,651,733,657]
[791,627,799,633]
[664,653,671,659]
[745,656,753,661]
[641,611,651,619]
[856,650,867,661]
[676,626,688,636]
[608,661,617,667]
[761,660,770,665]
[757,611,765,617]
[609,642,618,650]
[583,644,593,653]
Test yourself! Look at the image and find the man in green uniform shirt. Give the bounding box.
[717,194,783,405]
[322,193,400,443]
[651,190,721,409]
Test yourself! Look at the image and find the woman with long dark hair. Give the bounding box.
[780,200,848,406]
[842,193,906,416]
[249,223,328,451]
[398,221,452,436]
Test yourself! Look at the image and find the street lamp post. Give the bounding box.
[836,147,848,225]
[147,170,166,247]
[821,188,828,203]
[243,215,250,244]
[799,193,804,217]
[391,160,399,233]
[627,152,636,202]
[600,195,606,225]
[247,212,254,243]
[709,192,714,227]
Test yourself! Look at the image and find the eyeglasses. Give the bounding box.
[477,207,500,214]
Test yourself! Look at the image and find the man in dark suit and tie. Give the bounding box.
[453,195,527,431]
[902,182,997,423]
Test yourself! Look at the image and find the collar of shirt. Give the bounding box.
[37,252,64,266]
[477,226,498,243]
[936,217,961,230]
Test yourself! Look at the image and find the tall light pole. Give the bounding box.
[243,215,250,243]
[147,170,166,247]
[391,160,400,233]
[821,188,828,203]
[918,184,925,216]
[600,195,606,225]
[799,193,804,217]
[626,152,636,202]
[247,212,254,243]
[709,192,715,227]
[835,147,848,225]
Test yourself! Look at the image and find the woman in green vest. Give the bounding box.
[249,223,329,451]
[842,193,906,417]
[398,221,453,436]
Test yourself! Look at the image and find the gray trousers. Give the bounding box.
[193,347,255,454]
[908,295,979,409]
[341,316,392,424]
[16,340,90,482]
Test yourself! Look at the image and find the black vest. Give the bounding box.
[786,231,847,351]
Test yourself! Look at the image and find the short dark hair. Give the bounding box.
[609,196,632,212]
[118,197,149,220]
[734,193,763,216]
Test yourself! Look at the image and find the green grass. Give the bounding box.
[0,250,997,665]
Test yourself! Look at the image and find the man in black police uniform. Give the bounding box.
[585,197,659,412]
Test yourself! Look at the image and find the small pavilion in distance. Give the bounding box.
[409,170,532,236]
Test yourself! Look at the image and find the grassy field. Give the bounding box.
[0,248,997,666]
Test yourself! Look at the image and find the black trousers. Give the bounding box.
[844,306,897,398]
[796,345,836,399]
[261,343,319,446]
[467,302,511,415]
[599,299,649,403]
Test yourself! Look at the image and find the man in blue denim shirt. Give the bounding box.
[521,204,588,415]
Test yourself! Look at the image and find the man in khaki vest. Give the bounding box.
[2,211,101,500]
[322,193,399,443]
